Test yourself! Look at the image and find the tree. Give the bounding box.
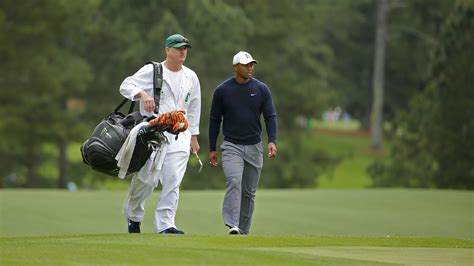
[0,0,96,187]
[384,0,453,118]
[368,1,474,189]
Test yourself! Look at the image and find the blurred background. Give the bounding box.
[0,0,472,191]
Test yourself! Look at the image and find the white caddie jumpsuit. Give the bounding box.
[119,62,201,232]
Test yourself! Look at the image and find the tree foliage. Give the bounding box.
[0,0,96,187]
[1,0,472,189]
[368,1,474,189]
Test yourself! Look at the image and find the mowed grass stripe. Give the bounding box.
[259,246,473,266]
[1,235,472,266]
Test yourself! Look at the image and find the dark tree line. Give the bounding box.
[0,0,472,189]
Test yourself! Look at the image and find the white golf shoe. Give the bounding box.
[228,226,241,235]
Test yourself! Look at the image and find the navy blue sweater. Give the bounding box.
[209,77,277,151]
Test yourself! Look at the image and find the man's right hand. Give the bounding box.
[137,91,155,113]
[209,151,218,167]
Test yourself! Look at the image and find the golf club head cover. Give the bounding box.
[149,110,188,134]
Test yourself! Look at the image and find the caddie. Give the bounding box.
[119,33,201,234]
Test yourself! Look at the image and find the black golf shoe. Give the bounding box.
[159,227,185,234]
[128,219,141,233]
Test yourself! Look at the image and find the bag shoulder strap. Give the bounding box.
[114,98,132,114]
[146,61,163,114]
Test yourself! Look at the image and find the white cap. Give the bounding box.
[233,51,258,65]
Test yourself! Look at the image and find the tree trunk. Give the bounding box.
[370,0,387,150]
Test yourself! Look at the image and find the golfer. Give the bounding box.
[208,51,277,235]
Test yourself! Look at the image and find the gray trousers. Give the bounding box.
[221,141,263,234]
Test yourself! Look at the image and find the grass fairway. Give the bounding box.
[1,189,473,265]
[1,235,472,265]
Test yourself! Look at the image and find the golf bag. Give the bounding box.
[80,62,163,176]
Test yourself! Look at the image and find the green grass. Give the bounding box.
[1,235,472,265]
[1,189,471,239]
[313,133,381,188]
[1,189,472,265]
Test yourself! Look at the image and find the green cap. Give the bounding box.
[165,34,192,48]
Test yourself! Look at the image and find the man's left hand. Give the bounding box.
[191,135,200,154]
[267,142,277,158]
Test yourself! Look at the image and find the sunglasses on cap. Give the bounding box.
[172,37,189,44]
